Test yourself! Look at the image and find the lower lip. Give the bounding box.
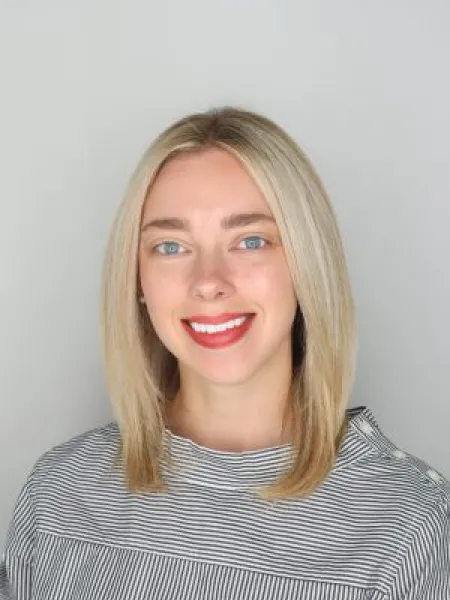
[182,315,255,349]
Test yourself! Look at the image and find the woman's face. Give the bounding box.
[138,148,298,386]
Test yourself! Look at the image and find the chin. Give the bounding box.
[187,360,259,387]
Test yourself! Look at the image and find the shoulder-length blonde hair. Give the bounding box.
[100,106,357,501]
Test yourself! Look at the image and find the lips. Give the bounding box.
[181,313,256,349]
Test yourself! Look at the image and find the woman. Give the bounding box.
[1,107,449,599]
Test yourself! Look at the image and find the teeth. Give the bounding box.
[190,316,248,334]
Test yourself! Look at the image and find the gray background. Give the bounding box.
[0,0,449,545]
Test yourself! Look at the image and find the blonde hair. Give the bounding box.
[100,107,357,501]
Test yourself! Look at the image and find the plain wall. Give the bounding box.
[0,0,449,545]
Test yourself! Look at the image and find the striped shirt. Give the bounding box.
[1,406,449,599]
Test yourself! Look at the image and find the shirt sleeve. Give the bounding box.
[389,493,450,599]
[0,468,37,600]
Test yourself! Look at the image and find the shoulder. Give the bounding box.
[3,422,122,562]
[345,405,450,538]
[31,421,121,491]
[340,406,450,531]
[346,405,449,499]
[341,407,450,595]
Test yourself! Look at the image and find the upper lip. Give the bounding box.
[183,313,254,325]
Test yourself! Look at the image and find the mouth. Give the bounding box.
[182,313,255,333]
[181,313,256,349]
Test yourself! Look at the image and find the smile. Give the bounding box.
[188,316,249,334]
[181,313,256,349]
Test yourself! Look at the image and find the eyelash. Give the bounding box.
[152,236,271,256]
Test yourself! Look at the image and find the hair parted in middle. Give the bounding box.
[100,106,357,501]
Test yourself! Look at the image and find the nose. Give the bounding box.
[189,251,235,301]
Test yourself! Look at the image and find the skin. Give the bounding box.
[138,148,298,451]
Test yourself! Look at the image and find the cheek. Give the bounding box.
[240,260,295,301]
[139,269,181,349]
[139,257,183,315]
[142,276,181,311]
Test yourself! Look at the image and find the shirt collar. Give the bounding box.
[161,406,379,491]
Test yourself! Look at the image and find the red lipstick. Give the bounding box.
[181,313,256,349]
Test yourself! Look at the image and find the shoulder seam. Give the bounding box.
[350,420,450,501]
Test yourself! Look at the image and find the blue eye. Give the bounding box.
[238,236,268,250]
[154,241,185,255]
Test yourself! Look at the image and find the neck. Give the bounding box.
[164,362,294,453]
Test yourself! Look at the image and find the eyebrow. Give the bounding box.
[141,212,276,233]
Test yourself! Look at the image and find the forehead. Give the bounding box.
[143,148,271,217]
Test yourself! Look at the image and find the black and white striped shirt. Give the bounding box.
[1,406,449,599]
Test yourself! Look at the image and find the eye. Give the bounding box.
[153,241,186,255]
[237,236,270,250]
